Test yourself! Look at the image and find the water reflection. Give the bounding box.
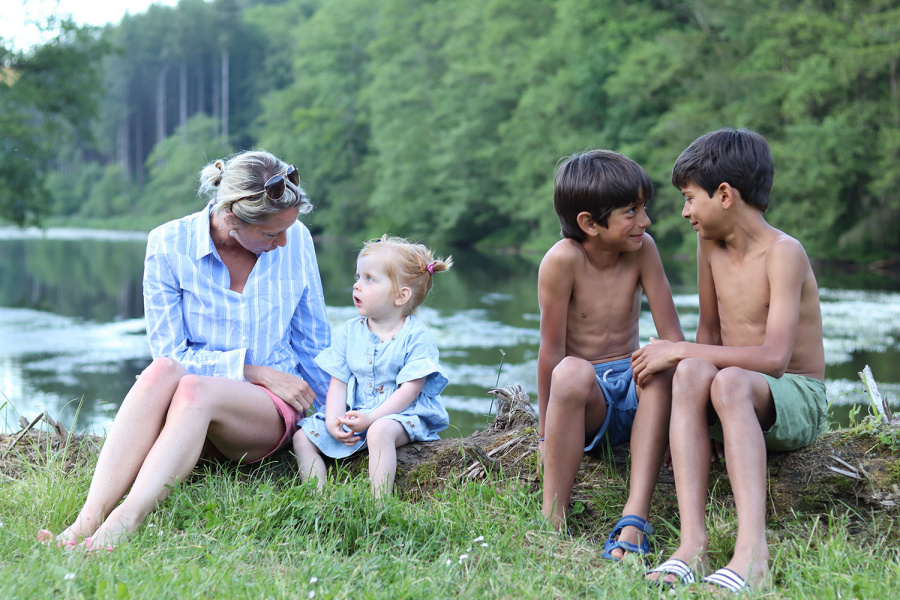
[1,228,898,437]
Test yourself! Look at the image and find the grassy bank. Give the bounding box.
[1,433,898,599]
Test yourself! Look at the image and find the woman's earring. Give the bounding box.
[229,229,237,237]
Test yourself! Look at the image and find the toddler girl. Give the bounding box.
[293,235,452,497]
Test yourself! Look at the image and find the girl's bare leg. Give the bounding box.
[541,357,607,530]
[365,419,409,498]
[293,429,327,490]
[56,358,186,543]
[647,358,717,584]
[85,375,285,548]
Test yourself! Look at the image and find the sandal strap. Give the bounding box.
[703,568,747,593]
[647,558,696,584]
[609,514,654,536]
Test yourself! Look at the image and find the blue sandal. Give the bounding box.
[601,514,654,562]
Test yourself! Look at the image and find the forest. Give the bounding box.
[1,0,898,260]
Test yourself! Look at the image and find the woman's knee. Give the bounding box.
[169,374,214,415]
[140,357,186,387]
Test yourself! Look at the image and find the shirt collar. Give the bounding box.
[193,200,217,261]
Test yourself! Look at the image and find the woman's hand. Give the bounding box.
[244,365,316,411]
[327,415,361,446]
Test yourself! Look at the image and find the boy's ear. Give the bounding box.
[576,211,600,236]
[717,182,736,209]
[394,287,412,307]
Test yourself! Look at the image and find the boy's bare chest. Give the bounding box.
[571,266,641,319]
[710,254,771,330]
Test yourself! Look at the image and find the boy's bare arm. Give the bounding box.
[695,239,721,345]
[638,235,684,344]
[537,246,575,439]
[632,238,808,385]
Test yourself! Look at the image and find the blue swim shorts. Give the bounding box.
[583,357,638,453]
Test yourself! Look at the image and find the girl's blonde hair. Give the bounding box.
[359,234,453,316]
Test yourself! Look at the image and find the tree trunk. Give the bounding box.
[220,48,229,144]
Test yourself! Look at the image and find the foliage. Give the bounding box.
[0,20,108,225]
[3,0,899,260]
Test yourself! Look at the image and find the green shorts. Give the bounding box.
[709,373,827,452]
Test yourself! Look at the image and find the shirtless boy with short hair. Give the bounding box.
[538,149,683,560]
[633,128,826,592]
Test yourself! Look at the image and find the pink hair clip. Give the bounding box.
[426,262,435,274]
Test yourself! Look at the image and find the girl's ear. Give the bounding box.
[395,287,412,307]
[576,211,599,236]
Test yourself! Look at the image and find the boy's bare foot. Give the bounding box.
[703,553,769,593]
[602,515,653,561]
[645,548,709,587]
[606,525,643,560]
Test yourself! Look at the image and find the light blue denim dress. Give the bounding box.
[298,315,449,459]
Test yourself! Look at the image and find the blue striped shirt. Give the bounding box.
[142,203,331,406]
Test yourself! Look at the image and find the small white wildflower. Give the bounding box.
[309,577,318,584]
[308,592,316,599]
[148,523,155,528]
[446,559,452,566]
[459,554,469,561]
[64,573,76,581]
[466,547,472,552]
[473,535,484,543]
[481,543,489,548]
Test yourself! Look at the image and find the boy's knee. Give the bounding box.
[551,357,597,402]
[709,367,755,410]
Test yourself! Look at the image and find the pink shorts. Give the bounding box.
[205,385,301,464]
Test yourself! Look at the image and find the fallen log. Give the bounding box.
[2,386,898,518]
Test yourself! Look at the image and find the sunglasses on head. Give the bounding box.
[238,165,300,202]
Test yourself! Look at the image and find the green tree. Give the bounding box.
[0,20,108,225]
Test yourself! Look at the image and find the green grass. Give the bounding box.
[1,448,898,599]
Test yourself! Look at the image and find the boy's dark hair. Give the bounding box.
[671,128,774,212]
[553,149,654,242]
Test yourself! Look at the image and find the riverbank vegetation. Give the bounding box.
[2,394,899,599]
[2,0,899,261]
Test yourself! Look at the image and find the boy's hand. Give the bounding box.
[327,417,361,446]
[631,338,681,386]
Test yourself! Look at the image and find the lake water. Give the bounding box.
[1,228,898,437]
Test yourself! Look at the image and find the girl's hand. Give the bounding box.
[340,410,374,434]
[244,365,316,411]
[327,417,360,446]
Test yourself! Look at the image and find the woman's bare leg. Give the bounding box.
[56,358,186,543]
[365,419,409,498]
[84,375,285,548]
[293,429,327,490]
